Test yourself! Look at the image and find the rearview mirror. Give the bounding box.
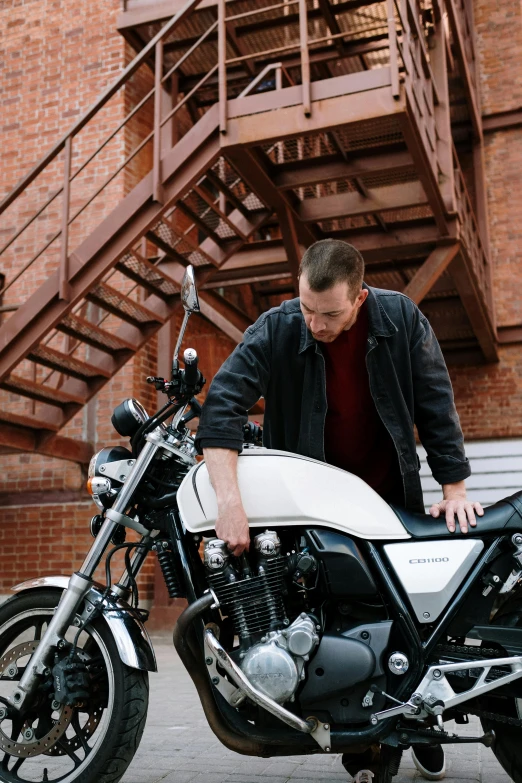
[173,266,200,370]
[181,266,200,313]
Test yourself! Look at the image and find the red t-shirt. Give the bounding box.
[322,302,403,504]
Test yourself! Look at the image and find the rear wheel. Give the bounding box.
[0,589,149,783]
[480,695,522,783]
[479,603,522,783]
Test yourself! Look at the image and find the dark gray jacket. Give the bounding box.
[195,285,470,513]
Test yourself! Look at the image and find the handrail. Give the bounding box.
[238,62,283,98]
[0,83,156,259]
[0,0,214,299]
[0,0,205,216]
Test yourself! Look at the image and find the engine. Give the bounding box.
[204,531,320,704]
[204,530,395,720]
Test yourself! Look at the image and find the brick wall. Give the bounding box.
[448,0,522,441]
[0,501,155,604]
[0,0,159,603]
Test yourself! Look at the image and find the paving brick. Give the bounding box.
[120,643,511,783]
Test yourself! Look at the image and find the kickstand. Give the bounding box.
[380,745,404,783]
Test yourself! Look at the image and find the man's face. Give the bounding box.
[299,274,368,343]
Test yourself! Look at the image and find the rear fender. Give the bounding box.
[11,576,157,672]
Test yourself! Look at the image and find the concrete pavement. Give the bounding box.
[121,638,511,783]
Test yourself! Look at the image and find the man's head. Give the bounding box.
[298,239,368,342]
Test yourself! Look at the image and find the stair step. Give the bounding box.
[116,251,179,302]
[86,282,165,327]
[1,375,86,408]
[148,219,216,268]
[57,313,135,356]
[0,409,59,432]
[27,345,111,382]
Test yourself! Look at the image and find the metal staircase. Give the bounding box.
[0,0,497,464]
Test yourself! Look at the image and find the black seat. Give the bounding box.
[391,491,522,539]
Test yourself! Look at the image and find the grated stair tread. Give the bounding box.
[1,374,85,408]
[57,313,136,356]
[86,282,165,327]
[148,219,215,268]
[27,345,111,382]
[116,252,179,301]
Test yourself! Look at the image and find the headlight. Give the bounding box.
[87,446,133,509]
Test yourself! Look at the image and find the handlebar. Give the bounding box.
[183,348,199,387]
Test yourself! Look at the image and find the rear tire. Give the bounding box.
[0,589,149,783]
[479,600,522,783]
[481,710,522,783]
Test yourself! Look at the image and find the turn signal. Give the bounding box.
[87,476,112,496]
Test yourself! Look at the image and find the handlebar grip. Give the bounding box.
[183,348,199,386]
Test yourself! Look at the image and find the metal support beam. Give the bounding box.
[274,150,413,191]
[279,205,303,288]
[402,244,460,304]
[397,108,449,236]
[223,76,401,147]
[225,147,317,251]
[449,251,498,362]
[218,225,456,269]
[199,290,252,335]
[298,181,428,223]
[198,295,249,344]
[225,20,255,77]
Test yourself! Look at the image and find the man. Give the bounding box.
[195,239,483,781]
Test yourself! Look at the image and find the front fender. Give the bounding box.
[12,576,157,673]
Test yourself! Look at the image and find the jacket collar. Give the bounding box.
[298,283,397,353]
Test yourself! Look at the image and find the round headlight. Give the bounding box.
[86,446,132,509]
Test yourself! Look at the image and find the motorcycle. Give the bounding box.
[2,265,522,783]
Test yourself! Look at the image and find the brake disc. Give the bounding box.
[0,641,73,758]
[44,705,103,756]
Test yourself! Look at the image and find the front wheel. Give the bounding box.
[0,589,149,783]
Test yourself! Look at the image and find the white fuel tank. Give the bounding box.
[177,448,410,540]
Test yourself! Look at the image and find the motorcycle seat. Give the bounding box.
[391,491,522,539]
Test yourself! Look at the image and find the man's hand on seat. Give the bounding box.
[429,480,484,533]
[215,502,250,557]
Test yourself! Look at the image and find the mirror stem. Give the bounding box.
[173,310,191,373]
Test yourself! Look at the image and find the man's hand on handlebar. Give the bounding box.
[215,501,250,557]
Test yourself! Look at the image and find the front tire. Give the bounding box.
[0,589,149,783]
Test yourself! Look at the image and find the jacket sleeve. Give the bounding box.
[194,320,271,454]
[410,309,471,486]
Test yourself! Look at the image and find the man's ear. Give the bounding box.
[356,288,369,306]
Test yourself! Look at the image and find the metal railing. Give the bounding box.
[0,0,488,324]
[390,0,440,179]
[0,0,211,306]
[453,148,493,319]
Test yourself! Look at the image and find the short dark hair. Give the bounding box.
[299,239,364,300]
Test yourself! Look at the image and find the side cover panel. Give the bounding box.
[384,539,485,623]
[178,449,410,540]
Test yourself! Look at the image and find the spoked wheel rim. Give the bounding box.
[0,607,115,783]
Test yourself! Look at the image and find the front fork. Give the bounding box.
[8,438,160,713]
